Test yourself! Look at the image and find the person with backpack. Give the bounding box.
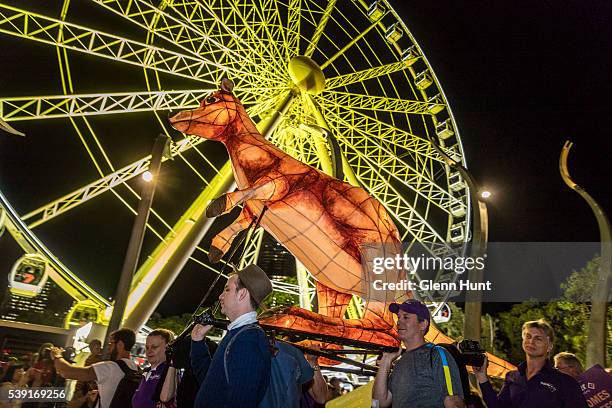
[51,328,141,408]
[190,264,273,407]
[372,300,465,407]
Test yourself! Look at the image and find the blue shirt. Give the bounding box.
[191,325,271,407]
[480,361,588,408]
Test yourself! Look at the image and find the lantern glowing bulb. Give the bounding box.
[480,190,491,199]
[142,171,153,182]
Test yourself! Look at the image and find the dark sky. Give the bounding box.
[0,1,610,318]
[391,0,611,243]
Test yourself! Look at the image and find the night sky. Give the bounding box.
[391,0,611,242]
[0,1,610,318]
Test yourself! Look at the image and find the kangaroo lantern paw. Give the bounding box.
[206,194,228,218]
[208,246,224,263]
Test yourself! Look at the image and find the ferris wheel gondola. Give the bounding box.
[9,253,50,297]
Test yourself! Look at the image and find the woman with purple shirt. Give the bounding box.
[132,329,174,408]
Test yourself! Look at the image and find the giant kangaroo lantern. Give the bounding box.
[169,80,514,376]
[169,79,403,345]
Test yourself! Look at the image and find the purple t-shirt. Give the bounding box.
[480,361,588,408]
[132,362,166,408]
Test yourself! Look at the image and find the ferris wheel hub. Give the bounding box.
[288,56,325,95]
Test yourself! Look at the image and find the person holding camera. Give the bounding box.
[190,264,273,407]
[474,319,587,407]
[373,300,465,408]
[50,328,139,408]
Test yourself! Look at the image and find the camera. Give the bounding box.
[62,347,76,363]
[42,345,76,363]
[193,310,228,329]
[457,339,485,367]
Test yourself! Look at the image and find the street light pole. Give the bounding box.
[560,141,611,367]
[105,133,169,344]
[428,136,488,341]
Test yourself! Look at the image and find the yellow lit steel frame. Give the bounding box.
[0,0,471,326]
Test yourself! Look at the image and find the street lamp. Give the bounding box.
[105,134,169,343]
[142,171,153,182]
[426,135,488,343]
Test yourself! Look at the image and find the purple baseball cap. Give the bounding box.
[389,300,431,333]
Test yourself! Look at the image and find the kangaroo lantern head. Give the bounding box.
[168,78,237,141]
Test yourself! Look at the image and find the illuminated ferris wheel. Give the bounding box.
[0,0,471,328]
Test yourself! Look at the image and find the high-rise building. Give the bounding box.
[256,232,296,279]
[1,280,71,327]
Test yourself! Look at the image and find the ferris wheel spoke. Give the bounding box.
[20,134,204,228]
[324,104,445,165]
[317,91,443,115]
[324,120,447,245]
[0,88,273,122]
[335,111,458,212]
[0,89,213,121]
[90,0,214,60]
[285,0,301,59]
[18,97,272,228]
[89,0,265,72]
[320,20,379,70]
[0,4,267,85]
[161,1,277,76]
[304,0,336,58]
[260,0,289,62]
[197,0,286,76]
[343,153,447,247]
[247,1,288,66]
[322,108,462,214]
[324,60,416,90]
[247,90,292,121]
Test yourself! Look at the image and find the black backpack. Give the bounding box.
[109,359,142,408]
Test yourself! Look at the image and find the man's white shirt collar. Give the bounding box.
[227,311,257,331]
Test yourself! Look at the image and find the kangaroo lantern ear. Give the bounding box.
[220,78,234,93]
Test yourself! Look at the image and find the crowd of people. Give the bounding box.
[1,264,609,407]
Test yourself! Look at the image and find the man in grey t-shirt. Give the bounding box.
[373,300,465,408]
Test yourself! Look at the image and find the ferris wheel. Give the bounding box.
[0,0,471,328]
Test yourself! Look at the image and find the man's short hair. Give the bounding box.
[89,339,102,348]
[111,328,136,351]
[522,319,555,344]
[554,352,583,371]
[148,328,174,344]
[234,274,259,310]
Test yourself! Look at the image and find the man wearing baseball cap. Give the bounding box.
[373,300,465,407]
[191,264,273,407]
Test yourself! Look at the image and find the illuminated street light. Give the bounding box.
[480,190,492,199]
[142,171,153,182]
